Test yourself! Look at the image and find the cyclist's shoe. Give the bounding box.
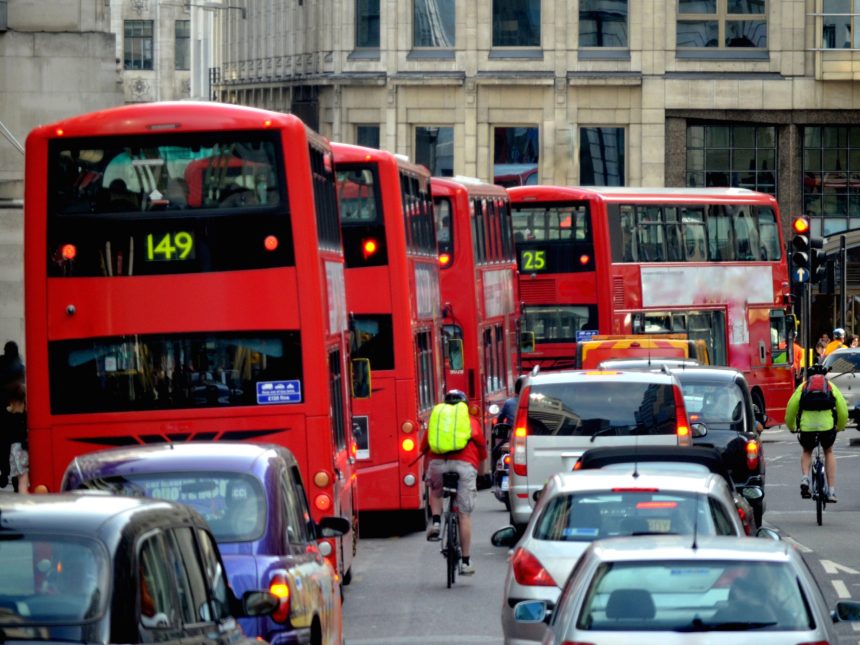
[827,489,838,503]
[426,521,441,541]
[800,476,811,499]
[460,561,475,576]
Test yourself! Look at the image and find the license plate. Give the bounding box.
[501,476,509,491]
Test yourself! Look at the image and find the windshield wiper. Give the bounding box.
[675,617,778,632]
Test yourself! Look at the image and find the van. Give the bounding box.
[507,369,692,531]
[577,334,710,369]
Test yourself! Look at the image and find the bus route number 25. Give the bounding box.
[521,249,546,271]
[146,231,195,261]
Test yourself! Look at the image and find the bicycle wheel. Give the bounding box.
[446,515,458,588]
[815,467,824,526]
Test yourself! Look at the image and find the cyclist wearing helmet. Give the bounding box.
[823,328,847,357]
[421,389,487,575]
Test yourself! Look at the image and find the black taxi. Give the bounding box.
[0,493,277,644]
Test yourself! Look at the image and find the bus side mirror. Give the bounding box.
[447,338,464,371]
[351,358,371,399]
[520,331,535,353]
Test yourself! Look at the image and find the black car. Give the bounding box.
[574,445,760,536]
[0,493,277,645]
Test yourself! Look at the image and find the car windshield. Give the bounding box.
[575,560,812,632]
[533,491,735,542]
[79,473,266,542]
[679,382,745,427]
[0,535,108,625]
[527,382,677,436]
[824,351,860,374]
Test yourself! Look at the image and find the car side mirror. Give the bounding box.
[755,526,780,541]
[242,590,279,617]
[833,600,860,623]
[513,600,551,624]
[491,525,519,548]
[691,422,708,438]
[318,516,351,538]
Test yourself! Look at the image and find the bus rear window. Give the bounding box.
[49,331,302,414]
[47,133,293,276]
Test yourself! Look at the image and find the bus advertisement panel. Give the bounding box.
[432,176,519,473]
[333,143,444,522]
[24,102,357,579]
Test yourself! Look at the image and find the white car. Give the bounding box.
[493,468,744,645]
[515,535,860,645]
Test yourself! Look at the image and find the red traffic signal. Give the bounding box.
[792,216,810,235]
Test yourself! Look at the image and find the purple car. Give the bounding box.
[61,442,350,645]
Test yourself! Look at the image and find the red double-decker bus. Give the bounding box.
[510,185,795,423]
[24,102,357,579]
[332,143,444,524]
[432,176,519,469]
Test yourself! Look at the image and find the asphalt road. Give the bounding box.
[344,426,860,645]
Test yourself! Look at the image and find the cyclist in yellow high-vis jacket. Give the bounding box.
[785,367,848,503]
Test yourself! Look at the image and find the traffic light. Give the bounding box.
[791,216,811,278]
[810,239,826,284]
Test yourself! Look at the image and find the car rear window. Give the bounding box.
[533,491,734,542]
[680,382,745,426]
[824,351,860,374]
[0,535,108,625]
[576,560,812,632]
[527,382,677,436]
[77,473,266,542]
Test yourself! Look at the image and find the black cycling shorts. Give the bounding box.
[798,429,837,451]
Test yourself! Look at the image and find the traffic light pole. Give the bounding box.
[805,280,812,379]
[841,234,847,330]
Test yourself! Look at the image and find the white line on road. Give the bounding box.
[822,560,860,575]
[833,579,851,599]
[783,537,813,553]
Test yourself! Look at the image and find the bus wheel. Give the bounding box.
[404,507,428,533]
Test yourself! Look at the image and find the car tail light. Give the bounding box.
[503,454,510,466]
[512,386,530,477]
[673,385,692,446]
[746,439,760,471]
[737,505,751,536]
[795,642,829,645]
[561,642,597,645]
[612,487,658,493]
[269,573,290,623]
[511,547,557,587]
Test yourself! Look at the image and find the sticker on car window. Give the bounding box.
[562,527,599,538]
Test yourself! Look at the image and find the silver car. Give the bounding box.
[515,535,860,645]
[824,348,860,425]
[508,370,692,531]
[493,468,745,645]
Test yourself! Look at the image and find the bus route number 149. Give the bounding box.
[521,249,546,271]
[146,231,195,261]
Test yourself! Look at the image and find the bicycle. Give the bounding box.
[809,433,829,526]
[440,471,461,588]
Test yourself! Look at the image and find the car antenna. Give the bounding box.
[691,492,700,551]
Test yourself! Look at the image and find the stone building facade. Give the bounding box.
[210,0,860,244]
[0,0,124,353]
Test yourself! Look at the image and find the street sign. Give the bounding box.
[794,267,809,284]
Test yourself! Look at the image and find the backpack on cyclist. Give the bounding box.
[800,374,836,411]
[427,402,472,454]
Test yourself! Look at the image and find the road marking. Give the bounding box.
[833,579,851,599]
[349,638,499,644]
[784,536,813,553]
[822,560,860,575]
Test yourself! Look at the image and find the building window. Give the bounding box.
[580,127,625,186]
[356,125,380,149]
[821,0,860,49]
[415,126,454,177]
[494,127,539,187]
[124,20,154,70]
[414,0,455,47]
[686,124,776,194]
[579,0,628,47]
[356,0,380,48]
[492,0,540,47]
[803,126,860,235]
[175,20,190,71]
[676,0,766,49]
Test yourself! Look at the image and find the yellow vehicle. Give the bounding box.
[577,334,711,370]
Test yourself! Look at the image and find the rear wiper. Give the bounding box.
[675,618,778,632]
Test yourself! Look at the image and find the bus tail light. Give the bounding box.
[268,573,291,623]
[401,437,416,452]
[314,494,333,512]
[362,238,378,259]
[264,235,279,251]
[511,547,557,587]
[439,253,451,266]
[746,439,760,471]
[512,386,530,476]
[60,244,77,260]
[579,254,590,265]
[313,470,332,488]
[401,420,415,433]
[673,385,692,446]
